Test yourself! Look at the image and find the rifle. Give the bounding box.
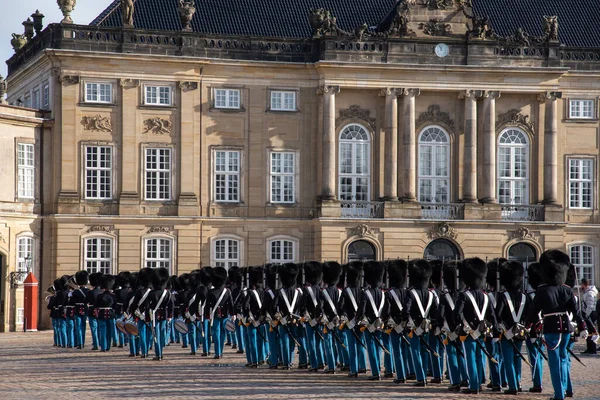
[331,329,347,349]
[364,329,390,355]
[280,322,302,348]
[417,334,440,358]
[531,338,548,361]
[507,337,532,368]
[567,346,587,367]
[474,337,499,364]
[345,324,368,350]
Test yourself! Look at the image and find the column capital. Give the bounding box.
[400,88,420,97]
[537,91,563,102]
[316,85,340,95]
[178,81,199,91]
[379,87,402,97]
[479,90,501,99]
[458,89,482,99]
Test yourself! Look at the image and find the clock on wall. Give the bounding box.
[435,43,449,58]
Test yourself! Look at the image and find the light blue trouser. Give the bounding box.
[445,338,461,385]
[383,332,393,374]
[526,339,545,388]
[65,318,75,347]
[138,320,149,356]
[129,333,139,355]
[202,319,212,354]
[75,314,86,347]
[57,318,66,347]
[390,331,406,380]
[278,325,295,367]
[486,338,503,386]
[235,323,245,351]
[428,333,444,379]
[294,326,307,366]
[305,324,322,369]
[88,316,99,349]
[247,324,259,364]
[211,318,227,356]
[153,320,166,357]
[365,330,382,377]
[268,325,279,366]
[344,328,359,374]
[545,333,570,400]
[463,336,485,390]
[408,334,426,382]
[98,318,114,351]
[188,321,197,353]
[51,318,58,345]
[323,330,336,370]
[500,338,524,390]
[403,337,414,374]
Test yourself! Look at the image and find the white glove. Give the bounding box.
[579,329,589,340]
[492,338,499,343]
[529,338,537,343]
[592,334,599,344]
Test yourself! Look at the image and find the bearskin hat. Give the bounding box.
[387,259,408,289]
[295,263,305,286]
[178,273,191,291]
[228,266,242,287]
[345,261,363,288]
[53,278,65,291]
[304,261,323,286]
[212,267,228,289]
[280,263,299,288]
[443,260,461,292]
[153,267,170,290]
[101,274,115,290]
[250,266,264,288]
[169,275,181,292]
[429,259,443,287]
[265,264,276,289]
[75,270,89,286]
[88,272,102,288]
[199,268,212,287]
[364,261,384,288]
[499,260,524,292]
[408,259,432,290]
[137,268,153,288]
[540,250,570,286]
[526,262,542,290]
[460,257,487,290]
[486,258,507,290]
[119,271,132,288]
[565,264,576,288]
[128,272,139,291]
[323,261,343,287]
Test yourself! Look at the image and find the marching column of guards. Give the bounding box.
[46,250,598,398]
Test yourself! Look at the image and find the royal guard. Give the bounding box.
[63,275,76,348]
[113,272,131,348]
[484,258,507,391]
[244,266,265,367]
[168,275,181,345]
[124,272,140,357]
[49,278,67,348]
[301,261,324,372]
[182,273,199,355]
[339,261,367,377]
[428,259,444,384]
[262,264,281,369]
[274,262,301,370]
[206,266,234,359]
[453,257,497,394]
[197,267,213,357]
[293,263,308,368]
[86,272,103,351]
[524,262,544,393]
[128,268,153,358]
[177,273,191,349]
[320,261,344,374]
[148,267,172,360]
[72,270,89,349]
[228,267,243,351]
[383,259,409,384]
[46,285,58,346]
[94,274,116,352]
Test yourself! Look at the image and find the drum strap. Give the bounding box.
[504,292,526,325]
[188,294,197,308]
[251,290,262,309]
[153,290,168,314]
[210,289,229,321]
[346,288,358,312]
[267,289,275,299]
[390,289,403,312]
[138,289,151,309]
[444,292,455,311]
[306,286,318,308]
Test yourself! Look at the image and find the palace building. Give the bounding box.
[2,0,600,329]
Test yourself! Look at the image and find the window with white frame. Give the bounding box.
[214,150,240,202]
[145,85,172,106]
[270,91,296,111]
[17,236,34,275]
[214,88,241,109]
[42,83,50,109]
[339,124,370,202]
[270,152,295,203]
[16,308,24,324]
[418,126,450,204]
[269,238,295,263]
[84,237,112,274]
[85,146,112,199]
[32,89,40,109]
[24,93,31,108]
[570,244,595,285]
[569,99,595,119]
[498,128,529,205]
[17,143,35,199]
[214,238,240,269]
[145,238,173,271]
[569,158,593,209]
[145,148,172,200]
[85,82,112,103]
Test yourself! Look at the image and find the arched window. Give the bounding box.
[268,237,297,263]
[418,126,450,204]
[498,128,529,205]
[339,124,370,202]
[347,240,376,262]
[213,237,241,269]
[570,244,595,284]
[144,237,173,272]
[424,239,460,261]
[84,237,113,274]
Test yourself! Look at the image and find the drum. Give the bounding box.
[116,317,128,335]
[124,317,139,336]
[174,318,189,335]
[225,318,236,333]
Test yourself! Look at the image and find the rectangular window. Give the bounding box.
[85,146,112,200]
[270,91,296,111]
[145,85,171,106]
[145,148,171,200]
[214,239,240,269]
[214,89,240,109]
[569,159,593,209]
[270,152,295,203]
[42,83,50,109]
[17,237,34,275]
[570,245,594,285]
[214,150,240,202]
[16,308,24,325]
[24,93,31,108]
[85,237,112,274]
[145,238,172,271]
[32,89,40,109]
[269,239,295,263]
[85,83,113,103]
[569,99,595,119]
[17,143,35,199]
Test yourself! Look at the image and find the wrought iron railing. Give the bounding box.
[421,203,465,220]
[501,205,544,221]
[340,201,384,219]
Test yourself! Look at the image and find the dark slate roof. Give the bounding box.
[92,0,600,47]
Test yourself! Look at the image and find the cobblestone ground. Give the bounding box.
[1,331,599,399]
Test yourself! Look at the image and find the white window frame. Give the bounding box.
[270,91,297,111]
[497,128,529,205]
[144,147,172,201]
[16,308,24,325]
[144,85,172,106]
[211,236,243,270]
[144,237,174,272]
[569,244,595,286]
[569,99,595,119]
[338,124,371,202]
[214,88,241,109]
[418,125,450,204]
[568,158,594,209]
[16,236,35,280]
[32,88,40,109]
[84,82,113,104]
[84,236,113,275]
[270,151,296,204]
[213,149,241,203]
[17,143,35,199]
[42,82,50,109]
[267,236,298,264]
[84,145,113,200]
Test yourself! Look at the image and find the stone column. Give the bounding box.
[479,90,500,203]
[178,81,200,215]
[119,79,141,214]
[381,88,400,201]
[318,85,340,201]
[401,88,420,202]
[541,91,562,205]
[460,90,478,203]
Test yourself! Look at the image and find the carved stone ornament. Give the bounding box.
[178,81,198,91]
[385,1,414,37]
[143,117,172,135]
[119,78,140,88]
[419,19,452,37]
[427,222,457,240]
[308,8,350,38]
[496,109,534,131]
[543,15,558,42]
[81,115,112,132]
[509,227,536,241]
[417,105,455,131]
[537,91,563,102]
[147,226,174,234]
[57,0,76,24]
[57,74,79,85]
[423,0,455,10]
[121,0,134,27]
[336,105,376,131]
[0,232,6,243]
[316,85,340,96]
[87,225,114,233]
[11,33,28,52]
[178,0,196,31]
[351,224,375,238]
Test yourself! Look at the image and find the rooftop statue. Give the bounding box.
[179,0,196,31]
[122,0,134,27]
